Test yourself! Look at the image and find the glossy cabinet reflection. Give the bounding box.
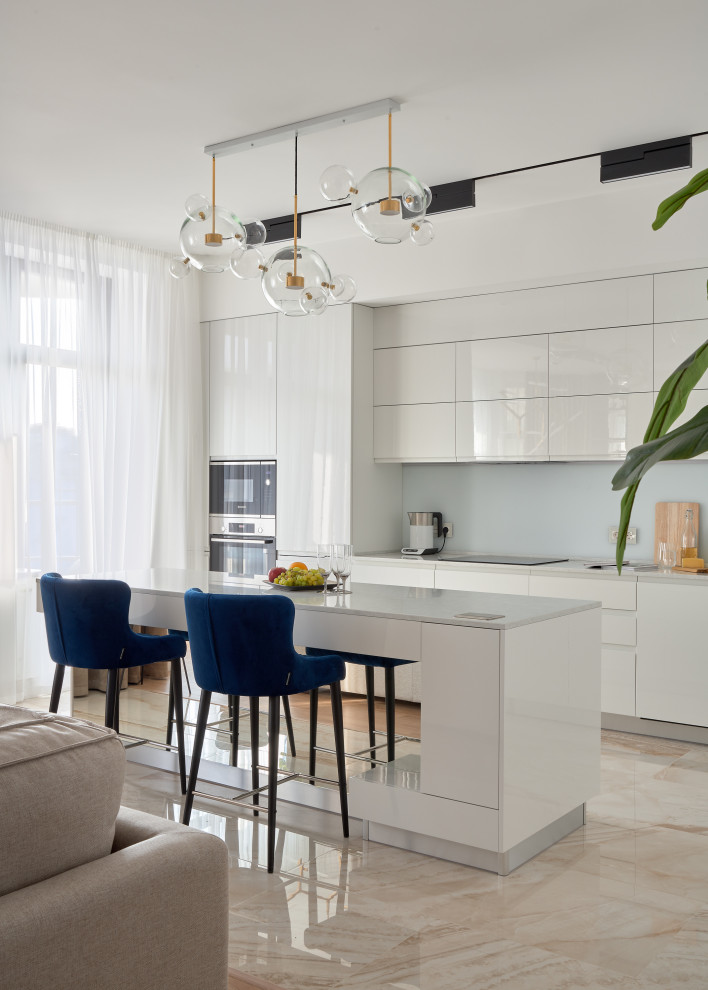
[456,398,548,460]
[549,392,653,460]
[456,335,548,401]
[654,319,708,387]
[209,315,277,458]
[549,324,653,396]
[374,403,456,461]
[374,343,454,405]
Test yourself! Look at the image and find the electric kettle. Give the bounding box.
[402,511,443,555]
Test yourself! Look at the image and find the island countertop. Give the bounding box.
[79,568,599,632]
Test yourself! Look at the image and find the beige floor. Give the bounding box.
[117,723,708,990]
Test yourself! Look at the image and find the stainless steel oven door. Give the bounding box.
[209,535,276,579]
[209,461,262,516]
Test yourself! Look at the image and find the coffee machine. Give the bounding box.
[402,511,444,556]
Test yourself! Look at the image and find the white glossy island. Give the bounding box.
[98,570,602,874]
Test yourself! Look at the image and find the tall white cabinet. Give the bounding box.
[208,314,277,458]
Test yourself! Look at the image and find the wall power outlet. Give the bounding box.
[443,522,454,538]
[609,526,637,544]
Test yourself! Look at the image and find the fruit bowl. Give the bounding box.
[265,565,327,591]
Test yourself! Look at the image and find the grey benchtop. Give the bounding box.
[113,569,598,631]
[354,551,708,586]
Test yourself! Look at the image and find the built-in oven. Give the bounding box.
[209,460,276,518]
[209,517,276,578]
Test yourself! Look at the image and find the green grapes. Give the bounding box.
[274,567,325,588]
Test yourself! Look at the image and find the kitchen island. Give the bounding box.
[108,569,601,874]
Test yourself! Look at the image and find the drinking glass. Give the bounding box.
[317,543,333,594]
[333,544,352,594]
[658,541,676,573]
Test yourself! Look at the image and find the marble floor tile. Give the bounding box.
[119,726,708,990]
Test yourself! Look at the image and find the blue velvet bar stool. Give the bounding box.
[305,648,415,775]
[164,630,298,763]
[182,589,349,874]
[39,572,189,793]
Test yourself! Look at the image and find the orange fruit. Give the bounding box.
[290,561,308,570]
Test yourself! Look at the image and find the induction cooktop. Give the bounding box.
[445,554,569,566]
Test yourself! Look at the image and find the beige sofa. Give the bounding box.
[0,705,229,990]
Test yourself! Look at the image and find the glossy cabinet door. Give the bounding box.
[456,398,548,460]
[637,581,708,727]
[374,343,454,406]
[654,319,708,387]
[549,392,653,460]
[209,315,277,458]
[456,335,548,401]
[549,324,653,396]
[374,403,455,461]
[654,268,708,324]
[276,306,352,555]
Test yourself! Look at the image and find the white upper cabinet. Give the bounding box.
[374,403,456,461]
[374,276,652,347]
[549,325,653,396]
[654,319,708,387]
[374,343,455,406]
[456,336,548,401]
[456,399,548,461]
[654,268,708,324]
[549,392,653,460]
[276,306,352,554]
[209,315,277,458]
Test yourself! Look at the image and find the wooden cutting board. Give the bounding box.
[654,501,700,563]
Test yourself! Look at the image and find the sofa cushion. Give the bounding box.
[0,705,125,897]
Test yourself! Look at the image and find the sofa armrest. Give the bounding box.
[0,806,229,990]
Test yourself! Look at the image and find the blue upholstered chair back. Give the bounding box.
[40,572,135,669]
[185,589,302,697]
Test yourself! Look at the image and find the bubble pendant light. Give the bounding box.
[239,134,356,317]
[169,156,266,278]
[320,112,434,246]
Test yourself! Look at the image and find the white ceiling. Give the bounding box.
[2,0,706,255]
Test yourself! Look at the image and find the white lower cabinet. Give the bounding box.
[601,647,636,716]
[351,561,435,588]
[374,403,455,461]
[637,581,708,727]
[549,392,654,460]
[456,398,548,460]
[434,566,529,596]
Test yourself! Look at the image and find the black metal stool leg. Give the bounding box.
[166,676,174,748]
[182,690,211,825]
[365,666,376,767]
[267,695,280,874]
[113,669,123,733]
[171,659,186,794]
[105,669,119,730]
[309,688,318,784]
[330,681,349,838]
[250,696,260,816]
[49,664,65,713]
[230,694,240,766]
[385,667,396,763]
[282,694,296,756]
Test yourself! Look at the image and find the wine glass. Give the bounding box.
[333,544,352,594]
[317,543,333,594]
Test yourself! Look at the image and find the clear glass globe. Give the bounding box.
[300,285,329,315]
[261,244,332,317]
[169,257,191,279]
[422,183,433,210]
[329,274,357,302]
[179,207,246,272]
[231,246,265,279]
[184,193,211,222]
[351,167,429,243]
[242,218,267,246]
[410,219,434,246]
[320,164,355,202]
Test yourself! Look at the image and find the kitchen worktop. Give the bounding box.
[354,550,708,585]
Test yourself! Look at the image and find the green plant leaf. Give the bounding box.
[652,167,708,230]
[611,339,708,570]
[613,404,708,490]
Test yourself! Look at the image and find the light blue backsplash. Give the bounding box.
[401,462,708,559]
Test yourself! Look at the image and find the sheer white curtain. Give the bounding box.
[0,213,204,705]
